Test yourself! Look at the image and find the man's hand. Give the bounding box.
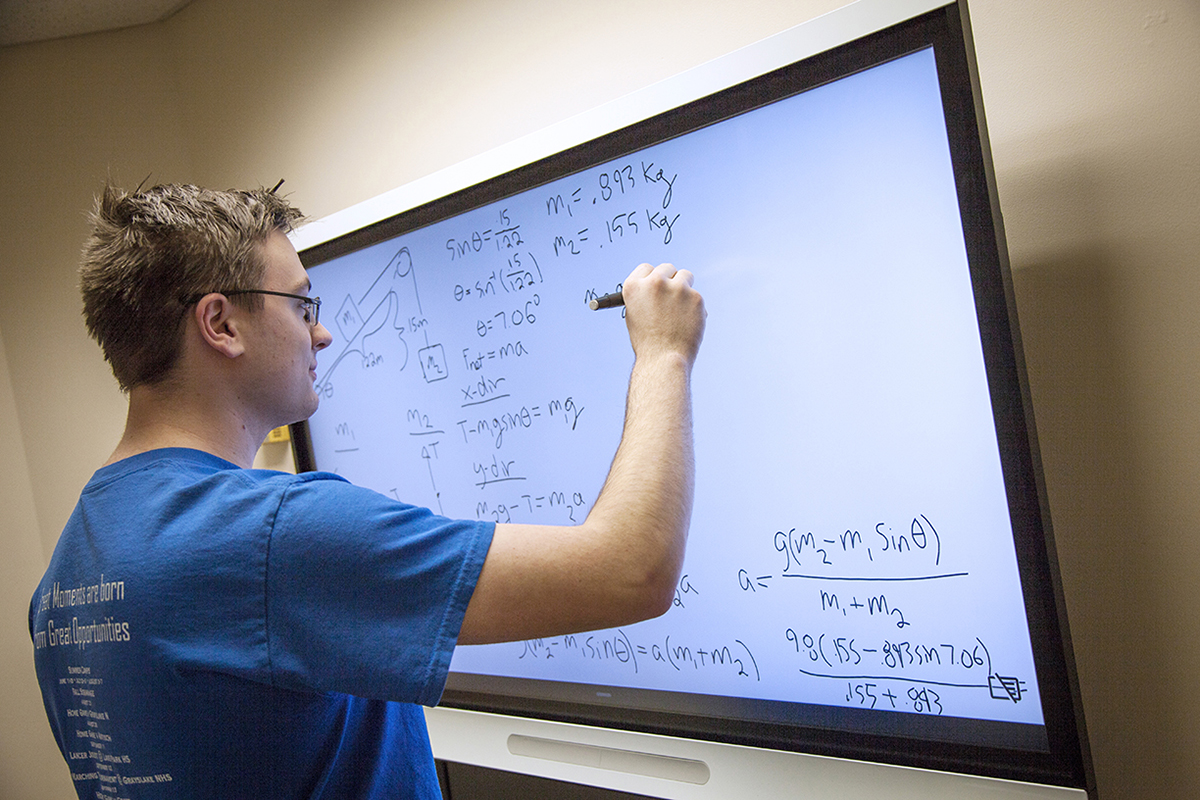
[621,263,706,367]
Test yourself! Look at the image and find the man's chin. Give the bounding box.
[302,393,321,420]
[278,403,318,431]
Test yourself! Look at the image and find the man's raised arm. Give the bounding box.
[458,263,705,645]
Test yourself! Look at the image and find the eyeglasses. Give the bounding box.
[183,289,321,328]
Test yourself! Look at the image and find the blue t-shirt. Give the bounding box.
[29,448,494,799]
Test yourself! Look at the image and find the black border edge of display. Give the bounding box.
[934,1,1094,794]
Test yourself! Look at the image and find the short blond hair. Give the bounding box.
[80,183,304,390]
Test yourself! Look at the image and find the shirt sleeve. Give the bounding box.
[263,474,495,705]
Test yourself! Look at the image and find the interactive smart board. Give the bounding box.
[293,1,1091,794]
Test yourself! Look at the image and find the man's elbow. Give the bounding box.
[645,581,677,620]
[623,560,680,623]
[585,514,689,628]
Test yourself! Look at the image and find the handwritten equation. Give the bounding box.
[720,515,1029,715]
[518,628,759,683]
[545,160,681,257]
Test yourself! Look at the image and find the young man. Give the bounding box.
[29,183,705,798]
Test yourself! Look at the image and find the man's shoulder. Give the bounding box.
[73,448,358,539]
[86,447,349,494]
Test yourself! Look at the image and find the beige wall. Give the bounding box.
[0,1,1196,798]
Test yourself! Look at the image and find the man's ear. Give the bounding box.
[193,294,246,359]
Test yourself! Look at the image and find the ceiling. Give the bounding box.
[0,0,195,47]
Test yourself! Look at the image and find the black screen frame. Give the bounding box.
[291,2,1092,792]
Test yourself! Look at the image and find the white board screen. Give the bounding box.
[305,46,1040,740]
[296,6,1091,788]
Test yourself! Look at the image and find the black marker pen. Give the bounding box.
[588,291,624,311]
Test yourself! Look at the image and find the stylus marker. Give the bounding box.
[588,291,624,311]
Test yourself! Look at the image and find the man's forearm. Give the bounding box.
[583,349,696,618]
